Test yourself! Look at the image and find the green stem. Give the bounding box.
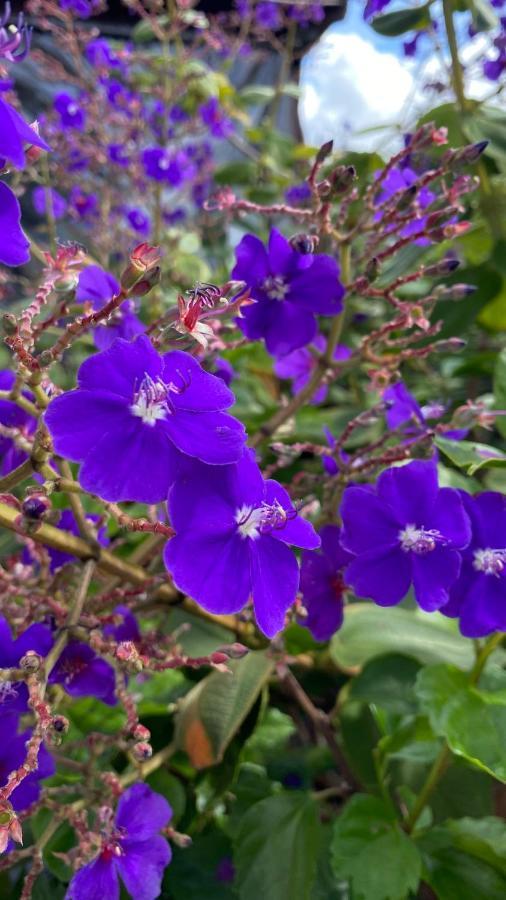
[442,0,467,114]
[0,458,33,492]
[469,632,504,685]
[405,744,452,834]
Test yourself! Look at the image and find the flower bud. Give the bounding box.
[315,139,333,166]
[434,283,477,301]
[116,641,143,672]
[424,258,460,277]
[330,165,357,195]
[396,184,417,210]
[435,337,466,352]
[132,724,151,742]
[2,313,17,335]
[120,244,162,291]
[131,741,153,761]
[22,492,51,521]
[52,715,70,734]
[365,257,380,283]
[19,650,42,672]
[216,642,249,660]
[289,233,319,255]
[460,140,489,164]
[128,266,161,297]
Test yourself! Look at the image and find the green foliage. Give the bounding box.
[370,6,431,36]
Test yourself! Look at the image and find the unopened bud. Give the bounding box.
[38,350,54,368]
[167,827,193,849]
[289,233,319,255]
[210,652,230,665]
[116,641,143,672]
[128,266,161,297]
[131,741,152,761]
[217,643,249,660]
[120,244,162,291]
[19,651,42,673]
[330,165,357,195]
[315,139,333,166]
[434,283,477,301]
[364,257,380,283]
[2,313,17,335]
[424,258,460,277]
[51,715,70,740]
[435,337,466,352]
[132,724,151,742]
[460,140,489,164]
[22,492,51,521]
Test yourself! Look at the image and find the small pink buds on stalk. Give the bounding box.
[424,258,460,277]
[120,244,162,292]
[0,805,22,854]
[131,741,153,762]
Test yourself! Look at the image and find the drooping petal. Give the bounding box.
[345,546,412,606]
[164,531,252,615]
[76,265,120,307]
[66,856,119,900]
[263,301,317,356]
[79,419,181,502]
[340,486,399,554]
[163,409,246,465]
[231,233,270,286]
[458,572,506,638]
[300,550,344,641]
[320,525,354,569]
[45,390,130,462]
[376,459,439,526]
[77,335,163,398]
[250,535,299,638]
[429,487,471,549]
[0,97,50,168]
[0,182,30,267]
[164,350,235,411]
[263,480,320,549]
[116,783,172,839]
[411,547,461,612]
[117,837,171,900]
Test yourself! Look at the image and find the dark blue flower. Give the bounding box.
[300,526,353,640]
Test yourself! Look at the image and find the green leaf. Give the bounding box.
[420,825,506,899]
[446,816,506,874]
[349,654,421,717]
[434,435,506,474]
[167,608,234,656]
[330,604,475,670]
[378,715,440,764]
[464,106,506,168]
[239,85,276,104]
[370,5,430,36]
[469,0,499,30]
[493,348,506,439]
[174,651,274,767]
[168,829,238,900]
[234,792,321,900]
[416,665,506,782]
[330,795,422,900]
[66,696,125,735]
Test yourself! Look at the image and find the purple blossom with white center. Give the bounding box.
[340,459,471,612]
[85,38,121,68]
[44,335,247,503]
[32,186,67,220]
[0,715,55,812]
[374,166,435,245]
[103,605,141,643]
[108,143,131,167]
[300,526,354,641]
[0,370,35,473]
[274,335,351,405]
[164,450,320,638]
[0,5,32,62]
[0,182,30,267]
[76,265,144,351]
[199,98,234,139]
[66,783,172,900]
[255,1,282,29]
[69,187,98,220]
[49,640,116,705]
[142,148,196,186]
[0,617,53,714]
[441,492,506,637]
[232,229,345,356]
[0,97,50,168]
[125,207,151,237]
[54,92,86,130]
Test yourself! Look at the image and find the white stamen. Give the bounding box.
[263,275,289,300]
[399,524,443,554]
[235,504,264,540]
[473,548,506,576]
[130,374,169,426]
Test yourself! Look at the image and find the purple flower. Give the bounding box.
[32,186,67,220]
[232,229,344,356]
[108,143,131,167]
[44,335,247,503]
[59,0,100,17]
[69,187,98,219]
[441,492,506,637]
[49,640,116,705]
[142,148,196,185]
[164,450,320,638]
[199,98,234,139]
[54,92,86,130]
[483,54,506,81]
[255,1,282,29]
[213,356,236,386]
[103,605,141,643]
[300,526,353,641]
[67,783,172,900]
[0,182,30,267]
[274,336,351,405]
[0,716,55,812]
[0,97,50,168]
[341,460,471,612]
[322,426,338,476]
[285,183,311,205]
[0,617,53,714]
[216,856,236,883]
[0,370,35,473]
[125,207,151,237]
[374,166,435,245]
[383,381,424,431]
[76,265,144,351]
[0,6,32,62]
[85,38,120,68]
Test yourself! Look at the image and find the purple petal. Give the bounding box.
[79,419,181,502]
[0,97,50,168]
[164,531,252,614]
[250,535,299,637]
[429,488,471,549]
[345,546,412,606]
[264,302,317,356]
[320,525,354,569]
[231,233,270,286]
[163,350,235,411]
[13,623,53,661]
[377,459,439,526]
[263,480,320,549]
[288,257,344,315]
[300,551,344,641]
[268,228,295,277]
[163,409,246,465]
[45,391,131,462]
[67,856,119,900]
[77,336,163,398]
[0,182,30,267]
[340,486,399,554]
[472,492,506,549]
[458,572,506,638]
[117,836,171,900]
[412,547,461,612]
[76,265,120,307]
[116,783,172,839]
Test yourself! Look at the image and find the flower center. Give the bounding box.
[130,371,189,426]
[398,524,444,554]
[262,275,289,300]
[235,499,295,540]
[67,102,79,116]
[0,682,18,705]
[473,548,506,576]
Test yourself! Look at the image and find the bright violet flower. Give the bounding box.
[0,182,30,267]
[164,451,320,638]
[0,370,35,472]
[255,1,282,28]
[300,526,354,641]
[383,381,468,440]
[69,187,98,219]
[0,618,53,714]
[232,229,344,356]
[373,166,435,244]
[76,264,144,351]
[199,98,234,138]
[67,783,172,900]
[274,335,351,405]
[54,92,86,130]
[213,356,236,386]
[441,492,506,637]
[0,97,50,168]
[285,182,311,205]
[49,640,116,705]
[125,207,151,236]
[103,605,141,643]
[0,715,55,812]
[44,335,247,503]
[85,38,120,68]
[32,186,67,220]
[0,6,32,62]
[59,0,100,17]
[340,459,471,611]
